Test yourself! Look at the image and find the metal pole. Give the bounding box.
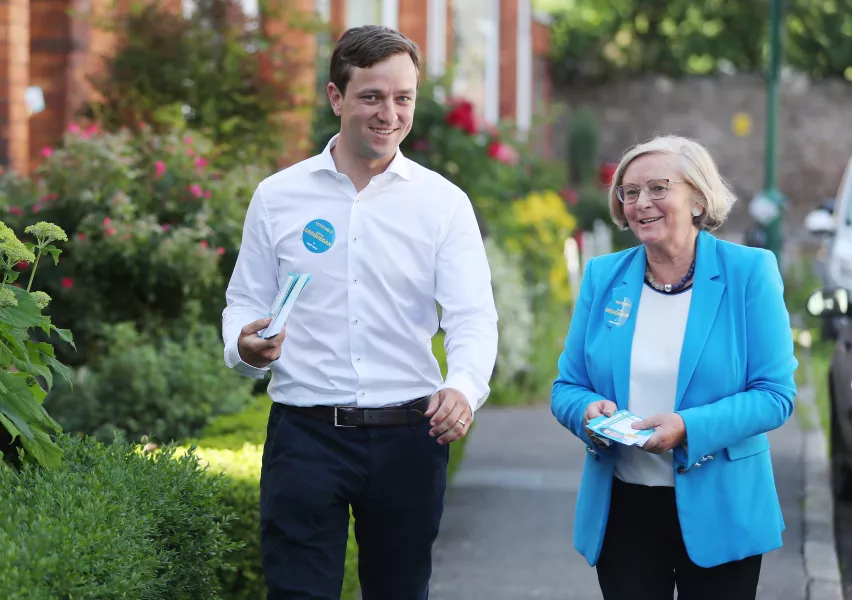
[761,0,786,264]
[765,0,781,192]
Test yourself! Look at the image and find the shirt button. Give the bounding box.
[356,357,361,363]
[353,318,359,324]
[352,237,357,242]
[352,278,358,284]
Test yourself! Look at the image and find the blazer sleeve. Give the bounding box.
[677,250,798,465]
[552,258,612,448]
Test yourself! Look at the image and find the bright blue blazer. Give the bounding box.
[551,231,797,568]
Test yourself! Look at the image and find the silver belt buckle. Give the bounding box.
[334,407,357,428]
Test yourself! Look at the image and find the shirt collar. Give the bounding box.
[309,133,412,181]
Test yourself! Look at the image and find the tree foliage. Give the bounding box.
[547,0,852,84]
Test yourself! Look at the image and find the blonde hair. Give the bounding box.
[607,135,737,232]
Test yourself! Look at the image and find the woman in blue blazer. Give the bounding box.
[551,135,797,600]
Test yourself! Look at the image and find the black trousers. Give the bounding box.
[259,401,449,600]
[596,477,762,600]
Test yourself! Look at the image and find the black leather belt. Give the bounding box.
[281,396,431,428]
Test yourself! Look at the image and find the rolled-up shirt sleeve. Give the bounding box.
[222,185,279,379]
[435,196,499,413]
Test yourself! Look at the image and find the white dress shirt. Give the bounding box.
[222,135,498,412]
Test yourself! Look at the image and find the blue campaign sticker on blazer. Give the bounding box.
[302,219,336,253]
[604,297,632,327]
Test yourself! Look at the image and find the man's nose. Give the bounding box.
[376,99,395,124]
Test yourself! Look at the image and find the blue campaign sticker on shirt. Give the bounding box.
[302,219,336,253]
[604,297,632,327]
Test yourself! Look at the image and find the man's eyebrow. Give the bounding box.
[356,88,415,96]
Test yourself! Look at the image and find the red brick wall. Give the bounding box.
[261,0,318,166]
[330,0,345,37]
[0,0,31,174]
[499,0,518,122]
[398,0,427,59]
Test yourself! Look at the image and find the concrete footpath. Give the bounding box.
[430,404,808,600]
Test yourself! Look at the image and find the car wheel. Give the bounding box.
[830,377,852,501]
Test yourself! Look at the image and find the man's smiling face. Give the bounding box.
[329,52,418,162]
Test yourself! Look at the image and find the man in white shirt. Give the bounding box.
[222,25,498,600]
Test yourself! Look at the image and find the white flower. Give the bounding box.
[484,237,534,383]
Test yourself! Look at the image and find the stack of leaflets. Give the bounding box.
[587,410,654,447]
[258,272,311,339]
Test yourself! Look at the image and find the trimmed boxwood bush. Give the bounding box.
[0,435,238,599]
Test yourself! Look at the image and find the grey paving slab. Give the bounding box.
[430,404,807,600]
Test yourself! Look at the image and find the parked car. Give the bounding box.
[807,287,852,499]
[805,157,852,339]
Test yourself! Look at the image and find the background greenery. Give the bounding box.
[545,0,852,85]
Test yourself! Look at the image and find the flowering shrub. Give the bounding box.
[0,220,73,468]
[497,190,577,305]
[0,126,263,366]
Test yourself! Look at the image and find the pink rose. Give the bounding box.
[188,184,204,198]
[8,206,23,216]
[155,160,167,178]
[487,141,520,165]
[40,147,53,158]
[194,156,208,169]
[67,124,81,134]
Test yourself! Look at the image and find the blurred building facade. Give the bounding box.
[0,0,552,174]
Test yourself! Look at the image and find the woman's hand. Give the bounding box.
[584,400,618,445]
[631,413,686,454]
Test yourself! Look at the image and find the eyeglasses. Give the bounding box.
[616,178,684,204]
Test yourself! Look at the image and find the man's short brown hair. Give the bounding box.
[329,25,422,96]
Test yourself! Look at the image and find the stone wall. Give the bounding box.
[555,74,852,232]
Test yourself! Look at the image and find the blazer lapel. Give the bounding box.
[609,247,646,410]
[675,231,725,409]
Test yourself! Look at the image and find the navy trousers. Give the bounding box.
[260,401,449,600]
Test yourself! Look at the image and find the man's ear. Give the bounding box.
[327,82,344,117]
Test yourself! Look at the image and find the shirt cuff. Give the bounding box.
[224,335,270,380]
[441,374,485,415]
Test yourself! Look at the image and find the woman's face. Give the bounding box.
[620,154,700,250]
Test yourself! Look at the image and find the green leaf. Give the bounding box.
[11,355,52,390]
[46,246,62,266]
[44,355,72,387]
[0,411,21,441]
[18,426,62,468]
[0,287,49,330]
[29,381,47,404]
[52,326,75,349]
[0,370,60,437]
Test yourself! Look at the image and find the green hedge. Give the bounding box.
[0,435,237,599]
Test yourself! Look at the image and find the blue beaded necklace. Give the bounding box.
[644,258,696,293]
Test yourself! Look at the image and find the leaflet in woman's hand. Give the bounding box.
[259,272,311,339]
[587,410,654,447]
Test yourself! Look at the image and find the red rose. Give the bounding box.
[61,277,74,289]
[446,99,478,134]
[487,141,520,165]
[599,162,618,187]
